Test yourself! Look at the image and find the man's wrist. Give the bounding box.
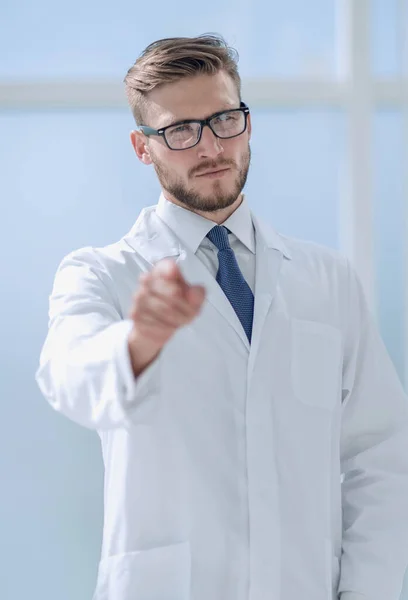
[128,328,163,378]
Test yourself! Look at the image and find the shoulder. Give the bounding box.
[58,205,158,276]
[281,232,349,275]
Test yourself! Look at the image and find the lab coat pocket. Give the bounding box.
[93,540,191,600]
[291,319,342,410]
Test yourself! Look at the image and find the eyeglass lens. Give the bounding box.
[165,110,246,150]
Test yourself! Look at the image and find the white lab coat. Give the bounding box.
[35,203,408,600]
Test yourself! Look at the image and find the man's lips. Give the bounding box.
[196,167,231,177]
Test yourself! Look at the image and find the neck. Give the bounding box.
[161,191,243,224]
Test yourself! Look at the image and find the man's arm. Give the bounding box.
[338,259,408,600]
[35,248,162,431]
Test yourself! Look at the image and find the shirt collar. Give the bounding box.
[155,192,256,255]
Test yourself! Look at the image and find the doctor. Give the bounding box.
[35,34,408,600]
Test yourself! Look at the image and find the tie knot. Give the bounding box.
[206,225,231,251]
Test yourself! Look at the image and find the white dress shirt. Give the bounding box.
[155,192,256,294]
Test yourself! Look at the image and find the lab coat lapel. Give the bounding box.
[125,206,250,351]
[247,213,292,379]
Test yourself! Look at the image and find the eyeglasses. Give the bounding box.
[138,102,250,151]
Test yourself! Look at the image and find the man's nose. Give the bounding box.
[196,125,224,159]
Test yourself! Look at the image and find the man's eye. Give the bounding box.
[172,124,192,133]
[214,113,235,124]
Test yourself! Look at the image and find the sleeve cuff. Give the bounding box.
[114,319,162,422]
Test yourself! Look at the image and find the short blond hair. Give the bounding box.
[123,33,241,125]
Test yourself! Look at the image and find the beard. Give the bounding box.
[149,144,251,213]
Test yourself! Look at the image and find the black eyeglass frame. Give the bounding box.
[138,102,250,151]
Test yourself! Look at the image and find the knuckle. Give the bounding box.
[166,297,183,312]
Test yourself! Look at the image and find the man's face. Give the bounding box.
[131,71,252,214]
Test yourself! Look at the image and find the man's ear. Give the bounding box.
[130,130,152,165]
[247,113,252,140]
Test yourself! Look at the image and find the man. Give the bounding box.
[35,34,408,600]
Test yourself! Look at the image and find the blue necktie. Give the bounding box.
[206,225,254,343]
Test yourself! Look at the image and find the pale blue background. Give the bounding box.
[373,111,405,381]
[0,1,406,599]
